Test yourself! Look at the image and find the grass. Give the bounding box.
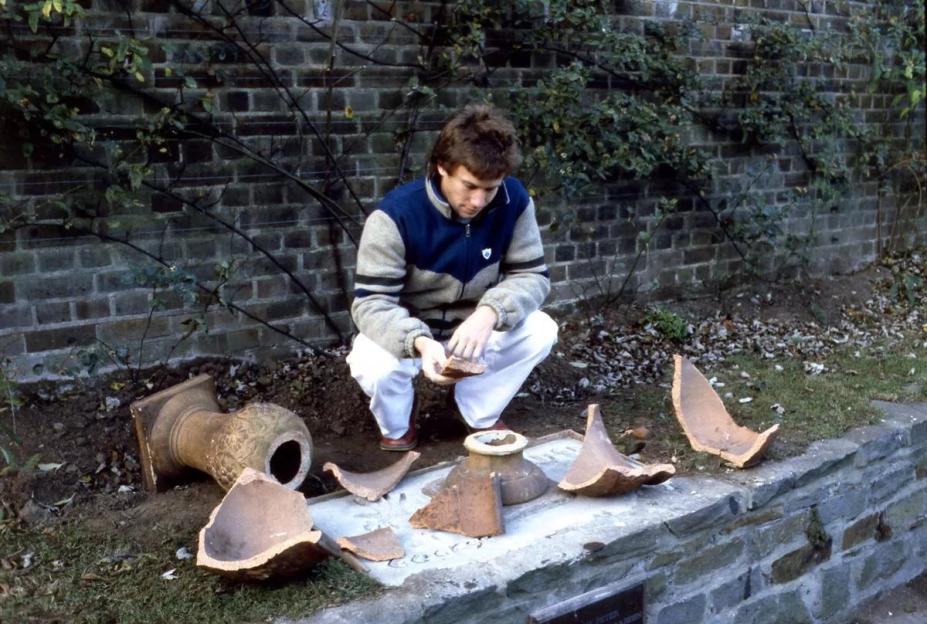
[600,332,927,473]
[0,518,379,623]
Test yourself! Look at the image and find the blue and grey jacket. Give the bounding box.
[351,175,550,359]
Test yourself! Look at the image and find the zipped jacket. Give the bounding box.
[351,175,550,359]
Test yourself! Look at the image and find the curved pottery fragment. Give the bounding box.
[409,472,504,538]
[131,374,313,491]
[323,451,420,502]
[443,430,549,505]
[672,355,779,468]
[336,527,405,562]
[197,468,332,581]
[439,356,487,379]
[558,404,675,496]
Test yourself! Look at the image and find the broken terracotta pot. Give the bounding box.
[323,451,420,502]
[672,355,779,468]
[439,355,487,379]
[443,430,549,505]
[336,527,405,562]
[409,472,504,538]
[558,404,675,496]
[131,374,312,491]
[197,468,333,581]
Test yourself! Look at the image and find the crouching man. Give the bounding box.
[347,104,558,451]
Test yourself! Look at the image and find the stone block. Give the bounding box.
[0,281,13,304]
[847,422,907,466]
[676,539,745,586]
[883,490,927,533]
[816,563,851,620]
[78,246,112,268]
[74,299,110,321]
[720,460,797,510]
[709,570,751,613]
[665,493,744,536]
[656,593,706,624]
[25,325,96,352]
[0,305,34,330]
[816,486,868,525]
[856,541,907,591]
[734,590,813,624]
[753,511,809,558]
[113,292,152,316]
[35,301,71,325]
[36,248,74,273]
[96,317,170,343]
[771,540,832,584]
[872,401,927,446]
[0,252,36,275]
[841,514,879,551]
[866,461,917,505]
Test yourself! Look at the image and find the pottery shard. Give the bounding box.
[439,356,488,379]
[197,468,334,582]
[323,451,420,502]
[558,405,675,497]
[672,354,779,468]
[409,472,504,538]
[336,527,405,562]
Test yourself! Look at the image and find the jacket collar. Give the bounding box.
[425,174,511,221]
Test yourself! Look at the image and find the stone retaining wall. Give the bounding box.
[292,400,927,624]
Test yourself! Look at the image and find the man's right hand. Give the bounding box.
[414,336,457,386]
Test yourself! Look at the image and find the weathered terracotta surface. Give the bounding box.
[197,468,333,581]
[444,430,549,505]
[323,451,420,501]
[672,354,779,468]
[336,527,405,562]
[439,356,488,379]
[131,374,313,491]
[558,405,675,496]
[409,472,504,538]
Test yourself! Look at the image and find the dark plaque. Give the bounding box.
[527,580,645,624]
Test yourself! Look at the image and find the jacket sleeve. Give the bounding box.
[478,197,550,330]
[351,210,432,359]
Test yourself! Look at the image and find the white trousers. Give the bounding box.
[347,310,559,439]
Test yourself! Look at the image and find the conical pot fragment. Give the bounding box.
[559,404,675,496]
[323,451,420,501]
[672,355,779,468]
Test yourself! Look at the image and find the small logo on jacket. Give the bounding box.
[481,248,492,260]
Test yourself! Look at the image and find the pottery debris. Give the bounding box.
[439,356,487,379]
[131,374,313,491]
[323,451,421,502]
[558,405,675,496]
[197,468,333,581]
[409,472,504,538]
[671,355,779,468]
[336,527,405,562]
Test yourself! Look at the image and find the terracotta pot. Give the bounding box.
[443,430,549,505]
[131,374,313,491]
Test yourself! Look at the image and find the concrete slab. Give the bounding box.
[306,432,745,615]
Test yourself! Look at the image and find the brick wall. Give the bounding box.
[0,0,924,380]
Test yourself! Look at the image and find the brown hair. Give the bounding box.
[428,104,522,180]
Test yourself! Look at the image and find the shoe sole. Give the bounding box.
[380,441,418,451]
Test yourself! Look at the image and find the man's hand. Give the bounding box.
[447,305,497,361]
[414,336,456,386]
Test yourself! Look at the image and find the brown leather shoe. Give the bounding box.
[380,394,419,451]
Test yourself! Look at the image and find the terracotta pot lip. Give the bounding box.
[464,430,527,456]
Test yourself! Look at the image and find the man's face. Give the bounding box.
[437,164,504,220]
